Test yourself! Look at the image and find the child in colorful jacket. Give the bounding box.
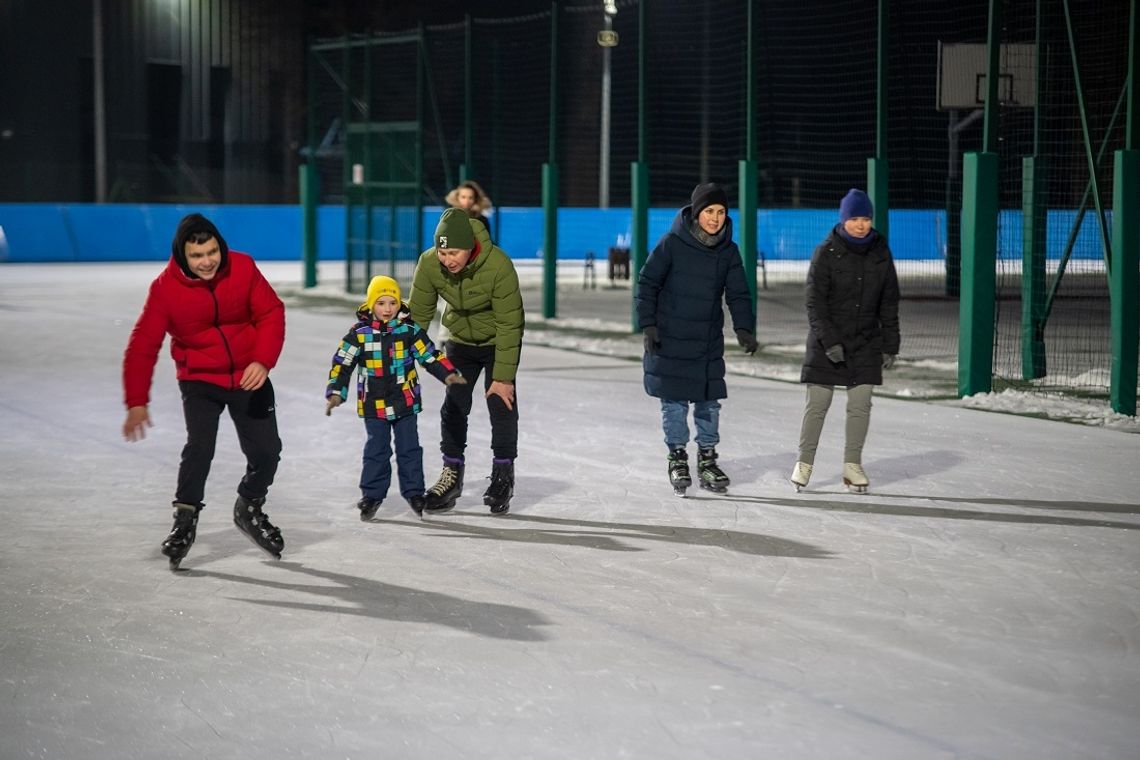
[325,275,466,519]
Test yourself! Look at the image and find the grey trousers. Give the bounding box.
[797,383,874,465]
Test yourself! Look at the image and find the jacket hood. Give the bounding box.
[171,213,230,279]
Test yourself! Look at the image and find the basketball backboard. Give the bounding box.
[937,42,1037,111]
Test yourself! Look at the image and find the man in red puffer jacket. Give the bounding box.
[121,213,286,569]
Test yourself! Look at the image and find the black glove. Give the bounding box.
[882,354,897,370]
[643,325,659,356]
[825,344,845,364]
[735,329,758,355]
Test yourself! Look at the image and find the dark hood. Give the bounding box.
[671,206,735,251]
[171,213,230,279]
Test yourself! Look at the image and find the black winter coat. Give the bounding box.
[637,209,755,401]
[801,226,900,386]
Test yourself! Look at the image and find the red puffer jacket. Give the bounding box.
[122,251,285,407]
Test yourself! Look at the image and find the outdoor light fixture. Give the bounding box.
[603,0,617,16]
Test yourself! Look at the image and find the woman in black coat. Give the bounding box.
[791,189,900,494]
[637,183,757,495]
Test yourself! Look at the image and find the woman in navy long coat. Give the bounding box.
[636,183,757,495]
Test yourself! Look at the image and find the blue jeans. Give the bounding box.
[361,415,425,500]
[660,399,721,450]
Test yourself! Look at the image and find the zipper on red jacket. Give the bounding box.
[209,283,238,389]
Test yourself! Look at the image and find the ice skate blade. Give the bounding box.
[234,520,284,559]
[792,482,805,492]
[844,480,868,494]
[673,487,688,497]
[168,557,185,571]
[699,484,728,494]
[423,500,456,515]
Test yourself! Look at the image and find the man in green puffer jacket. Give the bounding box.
[409,207,525,515]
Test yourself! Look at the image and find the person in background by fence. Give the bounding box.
[121,213,286,569]
[637,182,757,497]
[409,207,525,515]
[791,188,900,494]
[446,180,494,240]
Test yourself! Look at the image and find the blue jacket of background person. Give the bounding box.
[801,225,901,387]
[636,207,754,401]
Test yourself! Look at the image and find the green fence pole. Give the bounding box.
[460,13,473,184]
[1111,150,1139,415]
[869,0,889,242]
[738,160,757,324]
[301,163,318,288]
[631,0,649,332]
[1020,156,1046,378]
[958,152,999,397]
[542,3,559,320]
[542,163,558,320]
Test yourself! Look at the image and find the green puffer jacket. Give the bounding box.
[409,217,525,382]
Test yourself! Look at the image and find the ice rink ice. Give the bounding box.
[2,263,1138,759]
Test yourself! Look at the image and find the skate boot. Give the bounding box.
[233,495,284,558]
[843,462,869,494]
[423,457,464,514]
[790,461,813,492]
[697,448,730,494]
[667,448,692,496]
[407,494,426,517]
[161,502,202,570]
[357,496,382,521]
[483,459,515,514]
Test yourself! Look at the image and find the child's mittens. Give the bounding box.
[445,372,468,386]
[325,394,344,416]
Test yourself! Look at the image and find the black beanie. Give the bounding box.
[171,213,229,278]
[690,183,729,217]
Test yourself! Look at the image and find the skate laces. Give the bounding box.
[844,463,867,483]
[430,466,459,495]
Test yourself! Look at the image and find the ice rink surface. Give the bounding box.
[2,263,1138,759]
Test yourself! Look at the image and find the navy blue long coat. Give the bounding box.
[637,209,755,401]
[801,226,900,386]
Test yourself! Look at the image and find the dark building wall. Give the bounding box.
[0,0,305,203]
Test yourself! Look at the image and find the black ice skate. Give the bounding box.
[667,448,692,496]
[233,495,284,559]
[161,503,202,570]
[407,494,426,516]
[697,447,730,494]
[357,496,382,521]
[423,459,464,514]
[483,460,514,514]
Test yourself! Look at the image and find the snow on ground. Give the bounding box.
[1,263,1138,760]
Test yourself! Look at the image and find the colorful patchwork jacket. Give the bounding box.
[326,308,457,420]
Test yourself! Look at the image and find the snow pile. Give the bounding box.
[958,389,1140,432]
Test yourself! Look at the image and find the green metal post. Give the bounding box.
[342,35,353,293]
[542,3,559,319]
[301,163,318,289]
[1110,0,1138,415]
[1021,157,1046,379]
[302,44,318,288]
[868,0,889,241]
[957,0,1002,397]
[631,0,649,331]
[1021,0,1046,379]
[959,152,1000,396]
[460,14,473,184]
[363,37,373,282]
[415,25,426,258]
[737,0,758,322]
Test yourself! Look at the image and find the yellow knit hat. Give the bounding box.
[360,275,402,313]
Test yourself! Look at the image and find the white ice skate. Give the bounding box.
[790,461,812,492]
[843,462,869,494]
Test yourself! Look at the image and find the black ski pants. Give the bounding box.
[175,379,281,507]
[439,341,519,461]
